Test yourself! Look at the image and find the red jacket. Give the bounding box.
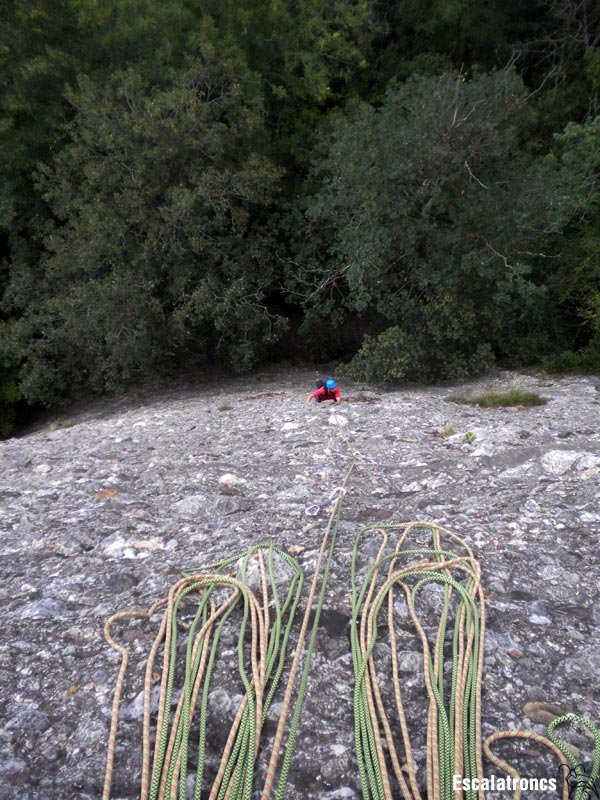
[311,386,341,402]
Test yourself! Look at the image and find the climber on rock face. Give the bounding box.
[305,378,342,404]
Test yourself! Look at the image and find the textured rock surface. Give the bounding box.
[1,368,599,799]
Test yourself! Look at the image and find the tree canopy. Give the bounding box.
[1,0,599,431]
[291,70,600,380]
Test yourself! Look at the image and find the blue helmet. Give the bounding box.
[325,379,337,390]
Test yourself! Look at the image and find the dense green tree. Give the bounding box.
[365,0,547,98]
[0,258,20,436]
[1,0,378,416]
[290,71,600,382]
[541,117,600,368]
[0,0,86,262]
[194,0,378,175]
[0,0,599,432]
[543,214,600,372]
[5,57,282,403]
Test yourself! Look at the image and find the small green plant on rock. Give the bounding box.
[465,431,476,443]
[451,389,547,408]
[442,425,456,438]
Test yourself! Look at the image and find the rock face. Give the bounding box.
[0,368,599,799]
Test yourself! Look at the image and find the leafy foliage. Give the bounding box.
[543,124,600,359]
[1,0,600,432]
[198,0,377,160]
[5,59,282,403]
[293,71,600,382]
[0,355,20,437]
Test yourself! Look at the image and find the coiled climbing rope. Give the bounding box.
[99,380,600,800]
[101,465,353,800]
[350,520,600,800]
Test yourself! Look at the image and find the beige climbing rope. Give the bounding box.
[101,465,354,800]
[350,520,600,800]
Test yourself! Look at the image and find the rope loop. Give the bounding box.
[101,467,355,800]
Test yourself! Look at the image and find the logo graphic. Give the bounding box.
[558,763,600,800]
